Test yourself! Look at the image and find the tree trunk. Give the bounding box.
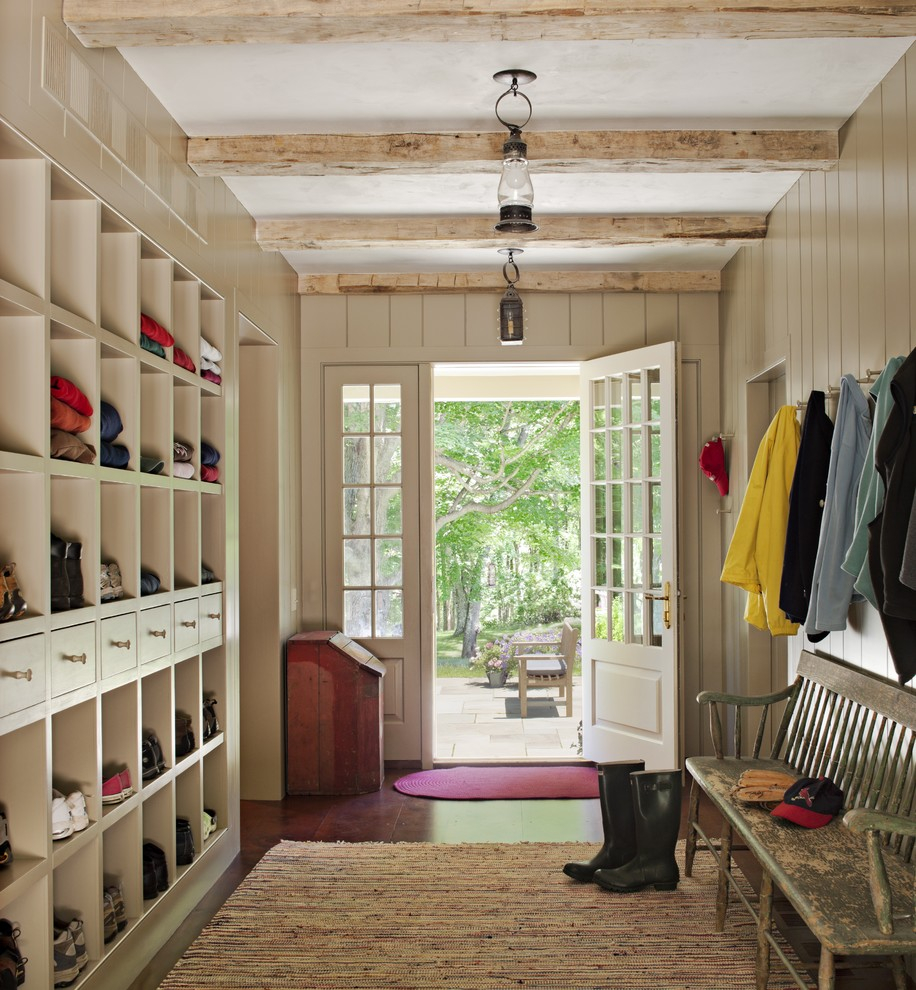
[454,584,468,636]
[461,600,481,659]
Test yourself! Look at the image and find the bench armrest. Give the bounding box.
[843,809,916,936]
[696,684,796,759]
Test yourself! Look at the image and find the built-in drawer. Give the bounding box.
[199,593,223,642]
[100,613,137,679]
[139,604,172,664]
[50,623,96,697]
[174,598,199,652]
[0,634,46,717]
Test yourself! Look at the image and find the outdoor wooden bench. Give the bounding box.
[685,650,916,990]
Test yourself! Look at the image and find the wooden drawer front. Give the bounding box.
[200,593,223,642]
[50,623,96,697]
[0,634,46,717]
[174,598,200,651]
[100,613,137,679]
[139,605,172,664]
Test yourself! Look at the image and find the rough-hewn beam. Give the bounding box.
[258,215,767,251]
[188,130,838,177]
[63,1,916,47]
[298,271,721,294]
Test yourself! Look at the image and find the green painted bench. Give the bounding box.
[685,650,916,990]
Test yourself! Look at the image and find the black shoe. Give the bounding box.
[176,818,195,865]
[142,857,158,900]
[141,734,165,780]
[142,842,169,892]
[0,920,25,986]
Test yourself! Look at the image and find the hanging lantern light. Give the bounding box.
[493,69,537,234]
[498,248,525,345]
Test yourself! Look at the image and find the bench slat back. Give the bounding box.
[774,652,916,862]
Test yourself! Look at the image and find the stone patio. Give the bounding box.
[435,676,583,760]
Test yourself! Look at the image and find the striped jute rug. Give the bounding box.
[161,840,801,989]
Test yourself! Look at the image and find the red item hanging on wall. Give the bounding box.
[699,435,729,495]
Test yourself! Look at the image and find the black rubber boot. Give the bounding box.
[562,760,644,882]
[592,769,682,893]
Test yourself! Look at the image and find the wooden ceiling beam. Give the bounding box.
[258,215,767,251]
[188,130,838,177]
[63,1,916,47]
[298,271,721,294]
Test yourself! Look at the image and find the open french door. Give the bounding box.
[580,343,679,770]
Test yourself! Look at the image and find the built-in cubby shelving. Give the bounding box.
[0,117,228,990]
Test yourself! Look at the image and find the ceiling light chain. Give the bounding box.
[493,69,537,234]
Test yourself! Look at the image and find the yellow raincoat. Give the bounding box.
[720,406,800,636]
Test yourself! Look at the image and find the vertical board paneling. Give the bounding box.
[646,293,678,345]
[856,86,887,375]
[882,59,911,360]
[347,296,390,349]
[908,49,916,352]
[839,116,861,376]
[797,175,815,395]
[602,294,646,351]
[810,171,831,390]
[391,296,423,349]
[570,294,604,348]
[824,168,842,389]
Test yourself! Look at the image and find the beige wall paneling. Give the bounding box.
[720,46,916,692]
[348,295,390,349]
[646,294,679,346]
[883,60,911,360]
[300,291,724,764]
[391,295,423,349]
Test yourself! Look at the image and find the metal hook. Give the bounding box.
[493,69,535,132]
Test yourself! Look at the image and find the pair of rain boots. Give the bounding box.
[563,760,681,893]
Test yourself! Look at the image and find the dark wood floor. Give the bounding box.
[129,770,908,990]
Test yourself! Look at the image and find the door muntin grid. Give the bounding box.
[341,384,404,638]
[589,368,664,648]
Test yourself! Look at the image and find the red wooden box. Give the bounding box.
[286,631,385,795]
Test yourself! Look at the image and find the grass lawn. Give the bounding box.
[436,623,581,678]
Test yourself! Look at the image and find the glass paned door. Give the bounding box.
[324,366,422,761]
[580,343,678,769]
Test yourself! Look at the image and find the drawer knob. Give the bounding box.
[5,668,33,681]
[182,620,197,628]
[151,629,167,638]
[207,612,221,620]
[113,639,131,649]
[64,653,87,664]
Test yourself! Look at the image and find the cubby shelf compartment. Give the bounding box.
[140,784,174,916]
[100,481,138,604]
[175,759,202,882]
[0,719,48,883]
[139,487,170,598]
[50,171,100,325]
[101,682,138,820]
[172,272,200,368]
[140,247,173,343]
[0,869,51,988]
[140,365,171,477]
[173,491,200,592]
[0,299,46,458]
[53,839,102,975]
[201,492,223,587]
[100,344,138,475]
[100,211,140,344]
[173,380,200,480]
[202,745,227,852]
[0,155,48,300]
[0,469,47,620]
[174,655,201,766]
[51,699,97,829]
[140,666,172,781]
[101,808,141,951]
[50,475,96,612]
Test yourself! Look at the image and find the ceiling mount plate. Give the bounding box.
[498,247,524,256]
[493,69,537,87]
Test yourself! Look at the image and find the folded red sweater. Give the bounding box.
[140,313,175,348]
[50,376,93,417]
[201,465,219,484]
[173,346,196,372]
[50,395,91,434]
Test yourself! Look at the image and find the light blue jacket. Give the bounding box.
[806,374,871,635]
[840,356,905,606]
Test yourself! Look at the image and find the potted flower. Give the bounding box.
[471,641,510,687]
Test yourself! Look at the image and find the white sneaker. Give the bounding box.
[65,791,89,832]
[51,791,73,841]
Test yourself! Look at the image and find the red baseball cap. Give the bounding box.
[771,776,843,829]
[699,436,729,496]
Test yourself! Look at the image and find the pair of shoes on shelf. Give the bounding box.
[0,919,26,987]
[202,697,219,740]
[141,734,166,781]
[175,818,195,866]
[99,562,123,603]
[0,811,11,867]
[53,916,88,987]
[142,843,168,900]
[50,535,83,613]
[175,713,195,758]
[0,564,26,622]
[102,884,127,943]
[201,808,217,841]
[51,790,89,841]
[101,769,133,805]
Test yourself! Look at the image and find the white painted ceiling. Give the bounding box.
[121,37,915,276]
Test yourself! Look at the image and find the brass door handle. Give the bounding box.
[64,653,87,664]
[643,581,672,630]
[182,620,197,628]
[113,640,131,649]
[207,612,221,620]
[6,668,33,681]
[151,629,166,638]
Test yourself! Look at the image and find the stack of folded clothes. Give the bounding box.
[50,376,96,464]
[200,338,222,385]
[100,401,130,469]
[140,313,174,358]
[200,441,220,484]
[172,440,195,479]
